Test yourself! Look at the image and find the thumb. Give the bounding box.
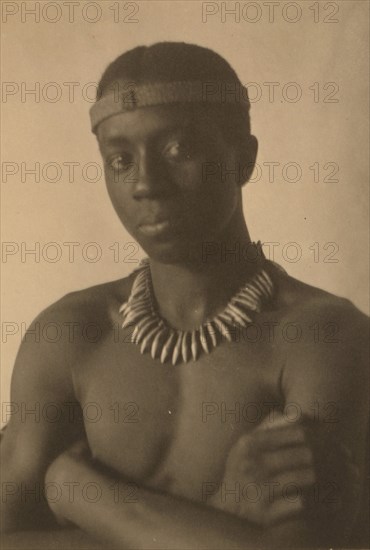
[256,409,287,431]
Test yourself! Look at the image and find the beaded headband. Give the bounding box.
[89,80,250,133]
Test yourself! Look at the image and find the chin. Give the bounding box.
[140,238,197,265]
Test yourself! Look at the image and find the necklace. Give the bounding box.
[119,253,274,365]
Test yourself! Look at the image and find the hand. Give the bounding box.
[210,412,360,528]
[209,412,315,527]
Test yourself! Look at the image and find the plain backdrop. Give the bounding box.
[1,0,369,409]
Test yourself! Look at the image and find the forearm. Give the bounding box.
[48,460,275,550]
[1,529,105,550]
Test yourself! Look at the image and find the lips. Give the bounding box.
[138,220,171,237]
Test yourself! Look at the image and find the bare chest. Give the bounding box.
[73,329,282,501]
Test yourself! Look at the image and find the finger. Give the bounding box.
[253,425,306,450]
[256,411,286,431]
[260,445,314,475]
[264,467,316,491]
[231,426,306,465]
[231,466,316,497]
[265,495,304,526]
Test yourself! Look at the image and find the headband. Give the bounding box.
[89,80,250,133]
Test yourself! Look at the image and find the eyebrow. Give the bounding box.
[100,135,131,147]
[100,120,205,147]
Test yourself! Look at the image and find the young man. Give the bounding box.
[1,43,368,549]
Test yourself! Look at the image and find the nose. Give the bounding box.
[132,149,171,200]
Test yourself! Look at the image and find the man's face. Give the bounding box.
[97,103,246,263]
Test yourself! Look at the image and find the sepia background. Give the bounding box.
[1,0,369,408]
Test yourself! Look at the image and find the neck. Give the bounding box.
[149,216,262,331]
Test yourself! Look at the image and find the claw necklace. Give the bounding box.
[119,250,274,365]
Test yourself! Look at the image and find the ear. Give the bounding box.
[238,135,258,186]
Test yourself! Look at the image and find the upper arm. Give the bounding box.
[1,299,84,531]
[279,299,369,544]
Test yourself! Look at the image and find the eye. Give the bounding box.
[163,140,195,162]
[106,153,134,172]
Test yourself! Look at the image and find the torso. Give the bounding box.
[62,262,365,503]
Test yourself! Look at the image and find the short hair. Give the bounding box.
[96,42,251,150]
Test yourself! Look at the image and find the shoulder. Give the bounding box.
[15,274,136,375]
[34,274,135,332]
[268,264,368,342]
[267,267,369,407]
[11,274,136,400]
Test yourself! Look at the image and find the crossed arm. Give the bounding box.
[1,300,368,549]
[41,414,363,550]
